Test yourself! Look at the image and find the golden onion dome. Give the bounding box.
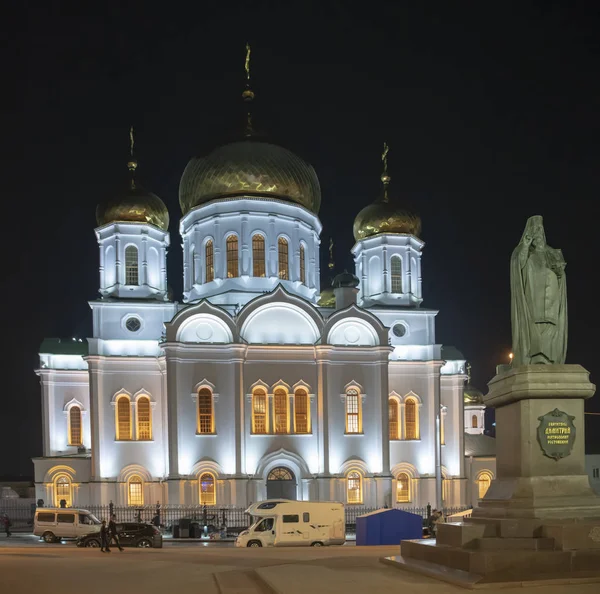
[318,287,336,307]
[464,384,484,405]
[179,140,321,215]
[96,179,170,231]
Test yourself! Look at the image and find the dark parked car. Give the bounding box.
[77,523,162,548]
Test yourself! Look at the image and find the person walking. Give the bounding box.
[108,515,124,551]
[100,520,110,552]
[2,514,11,537]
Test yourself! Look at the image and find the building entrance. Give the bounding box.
[266,467,296,500]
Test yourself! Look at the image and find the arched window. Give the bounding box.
[252,389,268,434]
[116,395,132,440]
[199,472,216,505]
[299,244,306,284]
[346,388,361,434]
[54,475,72,507]
[136,396,152,440]
[390,255,402,293]
[294,389,309,433]
[396,472,410,503]
[389,398,399,440]
[68,406,82,446]
[226,235,239,278]
[205,240,214,282]
[404,397,419,440]
[346,471,362,504]
[273,388,289,434]
[278,237,289,280]
[125,245,139,285]
[478,472,492,499]
[472,414,478,429]
[128,475,144,506]
[197,388,214,434]
[252,235,266,277]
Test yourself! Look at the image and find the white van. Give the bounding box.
[235,500,345,548]
[34,508,101,542]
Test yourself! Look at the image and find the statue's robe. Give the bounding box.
[510,244,567,365]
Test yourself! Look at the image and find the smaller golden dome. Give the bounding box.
[464,384,484,405]
[96,183,170,231]
[353,199,421,241]
[318,288,335,307]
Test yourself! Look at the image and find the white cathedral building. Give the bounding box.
[34,105,497,511]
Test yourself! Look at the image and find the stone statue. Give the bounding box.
[510,215,567,365]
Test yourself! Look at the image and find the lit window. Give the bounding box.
[226,235,239,278]
[136,396,152,440]
[200,473,216,505]
[69,406,82,446]
[346,388,361,434]
[347,471,362,504]
[404,397,419,440]
[299,244,306,284]
[54,475,72,507]
[472,414,478,429]
[252,235,266,277]
[390,255,402,293]
[278,237,289,280]
[294,389,309,433]
[274,388,289,434]
[252,389,268,434]
[197,388,214,434]
[128,476,144,506]
[205,240,214,282]
[125,246,139,285]
[389,398,399,440]
[396,472,410,503]
[116,395,132,440]
[478,472,492,499]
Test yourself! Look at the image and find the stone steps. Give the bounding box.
[471,537,555,551]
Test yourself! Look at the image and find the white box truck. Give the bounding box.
[235,500,345,548]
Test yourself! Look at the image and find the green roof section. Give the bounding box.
[441,345,465,360]
[40,338,88,356]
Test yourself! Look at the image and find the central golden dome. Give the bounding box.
[179,140,321,215]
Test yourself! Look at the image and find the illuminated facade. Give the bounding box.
[33,118,489,510]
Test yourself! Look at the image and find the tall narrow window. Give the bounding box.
[226,235,239,278]
[299,244,306,284]
[252,389,268,434]
[200,473,216,505]
[294,389,309,433]
[389,398,399,439]
[55,475,72,507]
[390,255,402,293]
[128,476,144,506]
[116,395,132,440]
[278,237,289,280]
[252,235,266,277]
[345,388,361,434]
[440,407,446,446]
[396,472,410,503]
[472,414,478,429]
[197,388,214,434]
[478,472,492,499]
[69,406,82,446]
[404,397,418,440]
[346,471,362,504]
[136,396,152,440]
[273,388,289,434]
[205,240,214,282]
[125,246,139,285]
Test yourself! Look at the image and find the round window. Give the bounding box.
[392,323,407,338]
[125,317,141,333]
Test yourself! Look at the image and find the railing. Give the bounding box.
[1,499,471,536]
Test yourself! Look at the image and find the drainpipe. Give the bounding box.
[435,372,443,510]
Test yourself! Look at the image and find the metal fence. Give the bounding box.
[0,500,471,536]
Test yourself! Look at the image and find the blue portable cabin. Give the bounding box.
[356,508,422,546]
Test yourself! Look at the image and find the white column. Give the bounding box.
[141,233,148,287]
[382,245,388,294]
[241,216,250,275]
[115,236,122,287]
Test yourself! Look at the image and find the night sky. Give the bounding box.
[3,2,599,477]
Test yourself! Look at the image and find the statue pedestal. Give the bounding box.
[474,364,600,519]
[385,364,600,586]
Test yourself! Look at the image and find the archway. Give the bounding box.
[266,467,296,500]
